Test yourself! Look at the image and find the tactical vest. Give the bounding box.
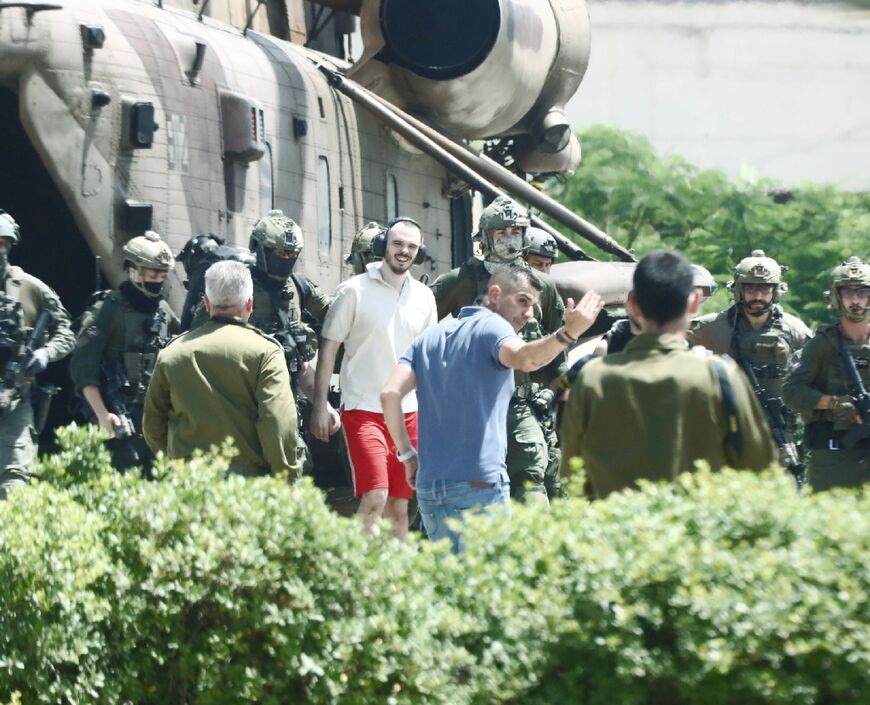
[249,271,317,362]
[0,271,26,407]
[85,290,171,403]
[731,309,792,398]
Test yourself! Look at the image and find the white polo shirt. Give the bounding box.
[322,262,437,413]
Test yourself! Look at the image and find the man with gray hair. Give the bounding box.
[143,260,299,477]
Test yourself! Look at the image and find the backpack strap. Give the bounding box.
[709,358,743,455]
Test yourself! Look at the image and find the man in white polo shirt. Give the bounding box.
[311,217,436,539]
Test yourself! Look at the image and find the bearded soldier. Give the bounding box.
[783,257,870,491]
[70,231,179,472]
[689,250,811,480]
[431,196,569,505]
[0,211,74,496]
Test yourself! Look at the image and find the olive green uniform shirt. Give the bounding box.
[142,318,300,478]
[69,289,179,395]
[560,333,777,498]
[0,266,74,486]
[689,304,811,398]
[781,324,870,490]
[782,324,870,421]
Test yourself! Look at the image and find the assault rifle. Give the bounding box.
[0,308,52,413]
[737,357,805,484]
[100,359,136,441]
[838,345,870,449]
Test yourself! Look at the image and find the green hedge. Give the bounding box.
[1,426,868,704]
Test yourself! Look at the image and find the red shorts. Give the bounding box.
[342,409,417,500]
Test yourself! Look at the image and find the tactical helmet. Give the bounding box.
[525,227,558,260]
[690,264,718,298]
[828,256,870,321]
[345,221,384,275]
[478,196,531,257]
[250,209,304,252]
[123,231,174,271]
[729,250,787,305]
[177,233,224,276]
[0,211,20,244]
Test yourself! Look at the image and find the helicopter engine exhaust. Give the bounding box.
[347,0,590,175]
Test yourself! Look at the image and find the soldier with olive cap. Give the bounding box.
[0,210,74,496]
[70,230,180,472]
[783,257,870,491]
[431,197,571,505]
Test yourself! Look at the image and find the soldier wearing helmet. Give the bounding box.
[524,227,558,275]
[431,196,601,505]
[0,210,75,497]
[70,230,180,473]
[345,222,385,275]
[689,250,811,483]
[783,256,870,491]
[190,210,331,474]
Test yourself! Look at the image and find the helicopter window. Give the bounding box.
[386,172,399,221]
[317,156,331,256]
[260,141,274,212]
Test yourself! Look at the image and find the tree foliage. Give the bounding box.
[548,125,870,326]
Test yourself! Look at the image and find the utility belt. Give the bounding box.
[805,421,870,451]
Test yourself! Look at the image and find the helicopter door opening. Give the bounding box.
[0,87,102,446]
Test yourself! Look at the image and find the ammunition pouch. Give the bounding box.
[805,421,870,451]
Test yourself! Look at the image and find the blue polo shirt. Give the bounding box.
[400,307,519,484]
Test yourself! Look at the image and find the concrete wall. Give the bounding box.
[567,1,870,189]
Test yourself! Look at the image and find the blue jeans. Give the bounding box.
[415,478,511,553]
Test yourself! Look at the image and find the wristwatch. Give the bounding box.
[396,447,417,462]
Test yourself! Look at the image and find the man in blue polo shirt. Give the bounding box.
[381,267,603,551]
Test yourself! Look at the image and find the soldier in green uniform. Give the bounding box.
[689,250,811,479]
[143,261,300,478]
[523,226,563,499]
[562,250,777,498]
[431,197,567,505]
[191,210,330,473]
[0,211,75,496]
[345,221,384,275]
[70,231,179,472]
[782,257,870,491]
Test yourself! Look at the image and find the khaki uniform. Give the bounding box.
[782,325,870,490]
[560,333,778,498]
[142,317,300,478]
[192,269,329,474]
[431,258,566,502]
[0,266,74,495]
[69,283,179,471]
[689,305,811,474]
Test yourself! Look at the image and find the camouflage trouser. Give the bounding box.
[506,400,549,507]
[542,426,563,500]
[807,448,870,492]
[0,396,36,499]
[297,431,313,477]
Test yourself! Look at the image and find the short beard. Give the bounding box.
[385,258,411,276]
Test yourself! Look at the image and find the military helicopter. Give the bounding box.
[0,0,636,490]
